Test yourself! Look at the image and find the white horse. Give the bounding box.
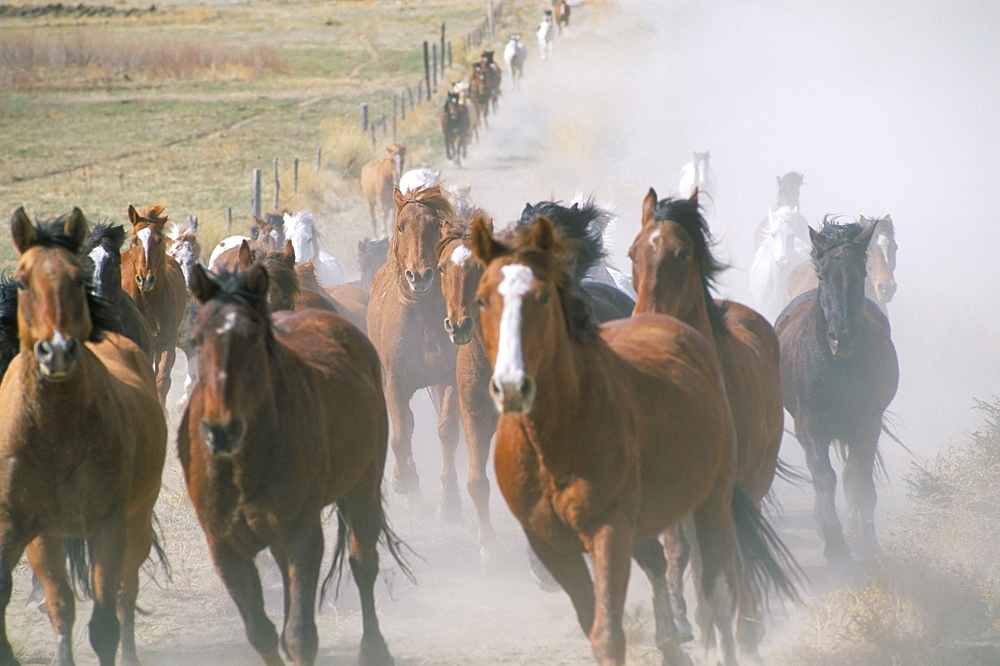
[281,209,346,287]
[398,167,442,195]
[503,34,527,89]
[750,205,810,321]
[537,11,554,61]
[677,150,714,199]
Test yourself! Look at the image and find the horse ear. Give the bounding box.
[442,219,457,237]
[808,226,825,252]
[282,240,295,265]
[856,219,878,250]
[641,188,658,227]
[64,208,88,247]
[531,216,556,252]
[471,215,504,265]
[127,204,140,227]
[11,207,35,254]
[393,187,406,209]
[238,240,253,270]
[189,263,218,304]
[484,217,494,233]
[689,187,699,204]
[245,263,269,299]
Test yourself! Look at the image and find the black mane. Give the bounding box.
[81,222,125,256]
[516,200,606,283]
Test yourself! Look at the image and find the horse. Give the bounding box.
[775,218,899,565]
[120,204,188,404]
[749,205,811,321]
[0,208,166,666]
[754,172,808,252]
[677,151,713,200]
[629,189,785,658]
[81,222,156,361]
[166,221,202,402]
[280,209,346,287]
[537,10,555,61]
[232,239,337,315]
[357,237,389,292]
[449,80,481,143]
[479,50,502,113]
[398,167,442,195]
[470,215,798,665]
[441,91,471,167]
[503,34,527,89]
[208,214,285,272]
[553,0,570,34]
[0,278,17,379]
[468,62,493,129]
[784,214,898,315]
[366,184,463,518]
[179,262,405,665]
[361,143,406,239]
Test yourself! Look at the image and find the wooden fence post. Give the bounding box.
[227,207,233,231]
[315,146,322,172]
[273,157,280,210]
[423,41,431,99]
[432,43,438,91]
[360,102,369,132]
[440,22,446,73]
[251,169,261,218]
[392,95,398,141]
[293,155,299,196]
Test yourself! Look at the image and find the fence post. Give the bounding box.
[448,41,452,68]
[360,102,369,132]
[293,155,299,196]
[227,207,233,232]
[408,86,415,108]
[252,169,261,218]
[392,95,398,141]
[371,123,376,150]
[400,89,407,120]
[273,157,280,210]
[432,43,438,91]
[440,22,446,73]
[315,146,322,172]
[380,112,387,138]
[423,40,431,99]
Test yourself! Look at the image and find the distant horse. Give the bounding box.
[480,50,502,113]
[235,239,338,314]
[121,204,188,403]
[179,262,405,665]
[398,167,442,194]
[468,62,493,129]
[630,189,785,657]
[357,236,389,292]
[281,209,346,286]
[165,221,202,404]
[166,221,201,287]
[677,151,713,199]
[208,214,284,272]
[0,209,166,666]
[471,215,798,665]
[361,142,406,239]
[537,10,555,61]
[750,205,811,321]
[754,172,806,251]
[450,80,481,142]
[776,218,899,564]
[553,0,570,34]
[441,91,471,167]
[82,222,156,361]
[503,34,527,89]
[784,214,897,315]
[366,185,463,517]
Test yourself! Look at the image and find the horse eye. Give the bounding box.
[538,291,550,306]
[474,297,485,309]
[437,266,445,274]
[14,279,27,291]
[397,225,404,233]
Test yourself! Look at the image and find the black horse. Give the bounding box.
[775,218,898,565]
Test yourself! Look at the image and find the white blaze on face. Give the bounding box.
[89,245,110,292]
[137,228,154,262]
[647,228,661,247]
[492,264,534,390]
[216,311,238,336]
[876,233,891,264]
[450,244,473,267]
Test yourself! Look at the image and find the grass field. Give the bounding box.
[0,0,536,273]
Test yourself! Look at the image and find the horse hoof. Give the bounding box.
[674,616,694,643]
[528,560,560,593]
[436,499,462,524]
[391,467,420,496]
[360,635,394,666]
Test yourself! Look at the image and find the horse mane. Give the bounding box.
[649,196,729,333]
[200,269,276,350]
[516,199,607,283]
[282,209,322,260]
[82,222,125,256]
[137,204,168,227]
[0,274,19,377]
[260,251,301,311]
[434,206,486,261]
[166,222,197,244]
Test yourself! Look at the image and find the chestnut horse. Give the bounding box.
[179,263,405,665]
[471,216,798,665]
[553,0,570,34]
[236,240,338,315]
[776,219,898,565]
[209,214,284,273]
[366,185,463,518]
[121,204,187,403]
[361,143,406,239]
[479,50,502,113]
[629,189,785,657]
[441,91,471,167]
[0,209,166,666]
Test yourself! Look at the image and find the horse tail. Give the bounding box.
[319,499,351,606]
[732,484,803,613]
[65,538,93,598]
[142,510,172,587]
[773,456,810,487]
[379,514,417,587]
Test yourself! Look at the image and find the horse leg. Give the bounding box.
[586,522,634,665]
[436,384,462,523]
[691,486,738,666]
[385,380,419,496]
[117,502,157,666]
[209,541,283,665]
[272,520,323,665]
[24,537,74,666]
[0,526,32,666]
[797,420,850,564]
[525,531,596,638]
[632,538,691,666]
[268,547,292,660]
[662,520,694,641]
[154,345,175,405]
[843,419,882,561]
[461,381,497,567]
[368,203,379,240]
[88,511,127,666]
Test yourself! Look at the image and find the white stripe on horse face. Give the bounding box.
[450,244,473,266]
[216,311,238,336]
[137,228,153,253]
[647,228,661,247]
[876,233,891,263]
[89,245,110,291]
[493,264,534,388]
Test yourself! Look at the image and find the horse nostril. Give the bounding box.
[64,338,80,361]
[444,318,454,333]
[34,340,52,361]
[147,275,156,287]
[404,270,415,282]
[420,269,434,283]
[488,378,502,400]
[135,275,143,286]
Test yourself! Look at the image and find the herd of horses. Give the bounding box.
[0,164,900,664]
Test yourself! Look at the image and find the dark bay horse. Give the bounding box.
[235,239,338,314]
[775,218,899,565]
[0,209,166,666]
[553,0,570,34]
[441,91,471,167]
[121,204,188,403]
[179,263,405,665]
[629,188,784,657]
[361,143,406,239]
[81,222,156,360]
[366,185,463,518]
[357,236,389,292]
[471,216,798,665]
[479,50,502,113]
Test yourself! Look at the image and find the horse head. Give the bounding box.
[189,263,272,455]
[127,204,169,292]
[810,218,877,358]
[357,236,389,292]
[282,209,319,265]
[767,206,806,269]
[166,223,201,288]
[861,215,897,308]
[385,143,406,181]
[776,172,804,208]
[82,222,126,299]
[11,208,93,380]
[436,212,491,345]
[391,184,453,295]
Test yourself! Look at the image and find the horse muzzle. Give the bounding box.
[444,317,474,345]
[34,332,81,381]
[200,418,247,455]
[135,274,157,292]
[875,280,897,304]
[404,268,435,294]
[489,375,536,415]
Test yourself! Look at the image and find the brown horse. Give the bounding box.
[468,62,493,129]
[0,209,166,666]
[121,204,188,403]
[357,237,389,292]
[471,216,798,665]
[553,0,570,34]
[179,263,405,665]
[361,143,406,239]
[209,215,285,273]
[294,259,370,334]
[236,240,338,315]
[629,188,785,657]
[366,185,463,519]
[479,50,502,113]
[776,219,899,565]
[441,91,471,167]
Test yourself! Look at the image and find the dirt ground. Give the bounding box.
[7,0,1000,663]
